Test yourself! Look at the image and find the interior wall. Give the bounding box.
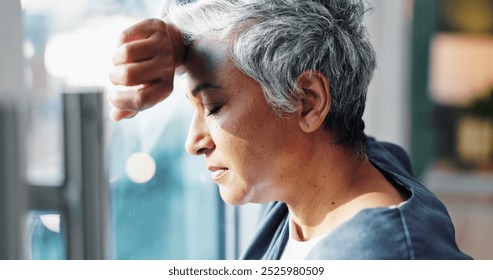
[364,0,412,153]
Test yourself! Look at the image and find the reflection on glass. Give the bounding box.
[125,152,157,184]
[28,211,66,260]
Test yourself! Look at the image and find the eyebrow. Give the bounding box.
[191,83,221,97]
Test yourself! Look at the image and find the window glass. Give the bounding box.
[22,0,222,260]
[28,211,66,260]
[108,80,222,259]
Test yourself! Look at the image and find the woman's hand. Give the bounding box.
[108,18,185,120]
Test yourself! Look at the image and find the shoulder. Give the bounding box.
[365,137,472,259]
[306,161,472,259]
[305,205,472,260]
[306,207,413,259]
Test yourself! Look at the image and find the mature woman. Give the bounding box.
[109,0,471,259]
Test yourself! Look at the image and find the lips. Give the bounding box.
[208,166,230,181]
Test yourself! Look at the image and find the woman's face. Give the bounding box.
[184,37,303,205]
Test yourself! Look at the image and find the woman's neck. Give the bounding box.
[282,137,405,241]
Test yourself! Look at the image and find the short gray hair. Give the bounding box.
[166,0,376,157]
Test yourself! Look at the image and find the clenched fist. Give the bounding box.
[108,18,186,120]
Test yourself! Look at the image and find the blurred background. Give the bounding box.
[0,0,492,260]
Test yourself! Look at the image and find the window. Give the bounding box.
[22,0,223,260]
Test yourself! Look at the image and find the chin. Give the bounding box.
[217,184,252,206]
[218,191,248,206]
[218,184,272,206]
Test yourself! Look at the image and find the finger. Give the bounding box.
[109,55,174,86]
[108,82,173,112]
[113,36,169,65]
[118,18,167,45]
[110,107,138,121]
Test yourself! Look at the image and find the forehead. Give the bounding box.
[183,36,264,100]
[184,36,231,81]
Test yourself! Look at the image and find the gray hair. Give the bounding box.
[166,0,376,157]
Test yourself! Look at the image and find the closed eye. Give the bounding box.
[206,103,223,116]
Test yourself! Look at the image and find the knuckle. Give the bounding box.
[133,93,144,109]
[120,44,132,61]
[121,65,136,85]
[134,91,153,110]
[152,21,169,39]
[151,18,167,30]
[118,29,130,44]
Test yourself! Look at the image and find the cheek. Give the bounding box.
[208,121,262,180]
[210,122,251,164]
[213,121,283,181]
[215,98,276,141]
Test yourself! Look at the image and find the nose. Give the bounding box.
[185,111,215,156]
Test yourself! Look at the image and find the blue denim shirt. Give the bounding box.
[240,137,472,260]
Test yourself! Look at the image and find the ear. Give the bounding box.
[296,70,331,133]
